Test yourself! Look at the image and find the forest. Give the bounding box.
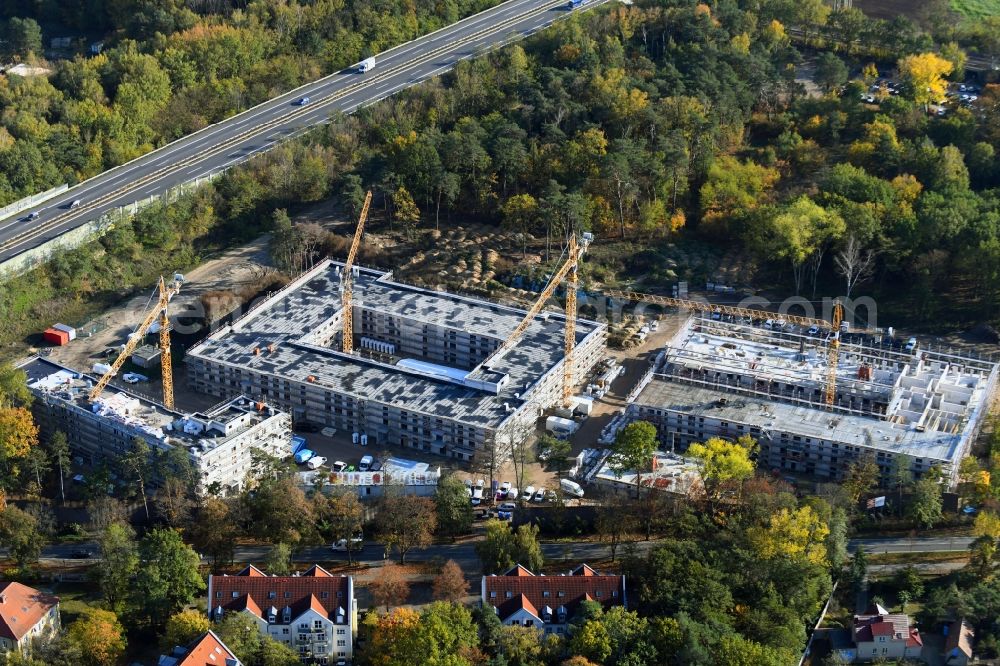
[3,0,1000,355]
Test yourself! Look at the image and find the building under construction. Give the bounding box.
[628,314,998,487]
[20,357,291,495]
[185,259,606,461]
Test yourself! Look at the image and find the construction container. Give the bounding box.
[132,345,162,369]
[571,396,594,416]
[43,328,70,346]
[545,416,577,435]
[52,323,77,341]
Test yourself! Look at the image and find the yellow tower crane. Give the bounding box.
[89,275,181,407]
[341,190,373,354]
[602,290,844,407]
[484,234,587,406]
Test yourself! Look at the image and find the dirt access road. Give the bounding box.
[46,237,273,411]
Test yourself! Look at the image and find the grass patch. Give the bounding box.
[49,581,103,624]
[950,0,1000,17]
[868,551,969,565]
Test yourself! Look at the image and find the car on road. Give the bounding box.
[331,537,363,551]
[358,57,375,73]
[24,211,41,221]
[295,96,311,106]
[533,488,546,502]
[122,372,148,384]
[69,549,93,559]
[68,199,82,209]
[307,456,328,470]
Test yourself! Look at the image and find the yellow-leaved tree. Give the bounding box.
[749,505,830,566]
[898,53,953,107]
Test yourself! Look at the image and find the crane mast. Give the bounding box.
[89,276,180,404]
[341,191,372,354]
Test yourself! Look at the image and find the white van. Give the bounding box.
[359,455,373,471]
[560,479,585,498]
[358,57,375,73]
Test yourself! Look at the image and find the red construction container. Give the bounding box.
[43,328,70,346]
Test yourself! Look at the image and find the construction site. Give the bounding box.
[20,357,291,495]
[185,258,606,461]
[625,312,999,487]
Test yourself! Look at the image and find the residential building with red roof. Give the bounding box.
[207,565,355,665]
[481,564,626,636]
[850,604,923,662]
[943,618,974,665]
[0,582,60,654]
[157,630,242,666]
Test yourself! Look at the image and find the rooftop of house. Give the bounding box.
[208,565,352,626]
[157,630,241,666]
[853,607,922,648]
[186,260,605,429]
[19,357,287,457]
[483,564,625,623]
[944,618,975,659]
[0,582,58,642]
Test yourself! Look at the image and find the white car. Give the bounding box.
[331,537,363,551]
[904,337,918,353]
[475,479,485,489]
[524,485,535,499]
[307,456,328,470]
[508,487,518,501]
[122,372,148,384]
[332,461,347,472]
[500,481,512,495]
[533,488,546,502]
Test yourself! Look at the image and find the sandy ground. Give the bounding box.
[46,237,274,410]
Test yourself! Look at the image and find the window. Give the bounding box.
[269,591,276,599]
[337,629,346,635]
[283,629,290,635]
[321,592,329,599]
[595,590,602,598]
[216,592,222,599]
[231,592,239,598]
[542,591,550,598]
[285,592,292,599]
[557,591,565,598]
[490,591,496,598]
[337,640,346,647]
[505,591,512,599]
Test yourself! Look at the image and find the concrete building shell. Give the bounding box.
[185,260,607,462]
[627,315,998,488]
[20,357,291,495]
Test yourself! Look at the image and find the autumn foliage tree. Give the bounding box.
[898,52,953,107]
[432,559,468,603]
[67,608,126,666]
[370,562,410,611]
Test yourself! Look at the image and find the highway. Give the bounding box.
[0,0,603,265]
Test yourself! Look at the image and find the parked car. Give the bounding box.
[507,487,518,501]
[533,488,546,502]
[524,485,536,499]
[500,481,512,495]
[560,479,585,498]
[122,372,148,384]
[307,456,328,470]
[499,502,517,511]
[332,461,348,472]
[475,479,485,489]
[358,455,374,471]
[904,337,918,353]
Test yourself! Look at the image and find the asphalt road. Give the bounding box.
[27,534,975,567]
[849,535,974,554]
[0,0,605,264]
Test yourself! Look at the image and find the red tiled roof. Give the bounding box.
[853,613,921,648]
[945,619,974,657]
[0,582,58,641]
[209,566,350,623]
[484,564,625,623]
[172,630,240,666]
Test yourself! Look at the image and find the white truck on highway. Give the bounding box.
[358,57,375,73]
